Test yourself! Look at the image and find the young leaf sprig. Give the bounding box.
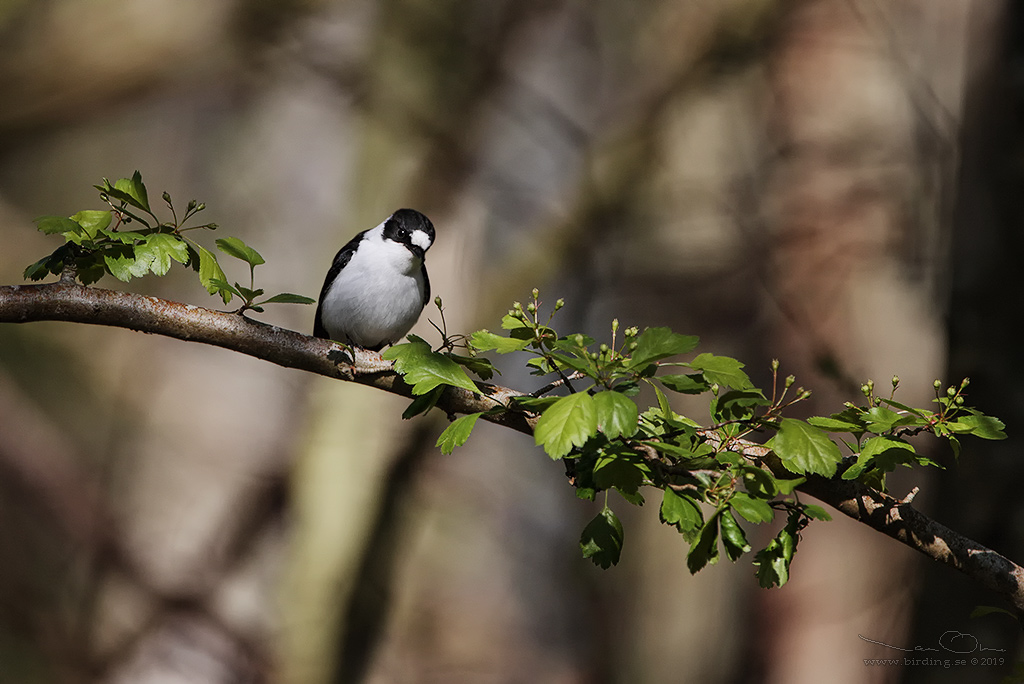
[23,171,314,313]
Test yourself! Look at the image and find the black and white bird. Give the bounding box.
[313,208,435,350]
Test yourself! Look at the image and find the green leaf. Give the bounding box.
[100,229,146,244]
[593,391,639,439]
[660,488,703,533]
[753,525,796,588]
[234,283,263,301]
[23,256,54,281]
[863,406,915,433]
[686,510,721,574]
[76,258,106,285]
[652,382,674,420]
[216,236,265,267]
[69,210,112,238]
[138,233,190,276]
[807,414,866,432]
[802,504,832,521]
[511,395,560,412]
[658,373,710,394]
[208,278,243,300]
[114,170,151,212]
[712,389,768,421]
[258,292,316,305]
[533,392,598,459]
[436,413,483,454]
[593,450,645,495]
[649,440,715,464]
[687,352,753,390]
[500,312,529,330]
[948,412,1007,440]
[842,436,916,480]
[401,385,444,419]
[627,328,699,369]
[468,329,531,354]
[740,465,777,499]
[548,352,593,376]
[580,507,624,569]
[774,476,806,495]
[448,353,496,381]
[35,215,82,235]
[382,335,479,396]
[730,492,774,524]
[769,418,842,477]
[197,245,231,303]
[103,245,150,281]
[719,509,751,561]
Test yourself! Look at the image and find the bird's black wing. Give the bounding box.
[313,231,365,339]
[421,262,430,307]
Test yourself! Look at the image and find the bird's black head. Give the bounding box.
[383,208,435,258]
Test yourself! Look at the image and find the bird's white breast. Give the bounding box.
[320,228,426,347]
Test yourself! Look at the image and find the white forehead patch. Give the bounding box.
[411,229,433,251]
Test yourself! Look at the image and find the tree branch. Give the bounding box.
[2,281,1023,614]
[0,281,534,436]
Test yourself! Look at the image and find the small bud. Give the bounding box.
[574,334,585,347]
[843,401,856,409]
[162,191,172,204]
[629,341,638,351]
[933,379,942,390]
[954,396,964,406]
[527,302,536,313]
[891,375,899,387]
[599,343,609,354]
[771,359,780,372]
[532,287,539,299]
[947,386,956,397]
[611,318,619,333]
[434,296,443,308]
[195,202,206,212]
[626,326,639,338]
[513,301,523,312]
[785,375,796,389]
[187,199,197,211]
[860,384,871,397]
[961,377,970,388]
[555,298,565,311]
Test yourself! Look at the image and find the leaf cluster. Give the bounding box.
[24,172,314,313]
[385,290,1006,589]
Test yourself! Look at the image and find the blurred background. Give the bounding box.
[0,0,1022,682]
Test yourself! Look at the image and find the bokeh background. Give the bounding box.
[1,1,1022,682]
